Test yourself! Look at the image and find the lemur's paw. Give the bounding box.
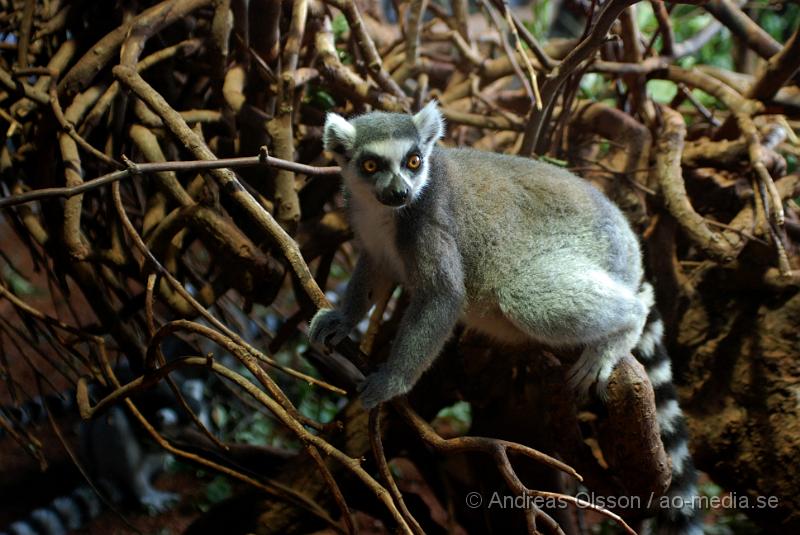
[140,489,179,513]
[567,355,618,402]
[566,355,605,402]
[358,369,410,409]
[309,308,352,347]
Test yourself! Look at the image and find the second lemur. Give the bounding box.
[310,101,700,534]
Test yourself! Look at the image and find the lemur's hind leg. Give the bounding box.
[497,263,650,399]
[134,453,178,512]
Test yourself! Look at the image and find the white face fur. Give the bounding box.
[322,101,445,208]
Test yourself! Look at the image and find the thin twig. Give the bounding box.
[0,149,340,209]
[369,408,425,535]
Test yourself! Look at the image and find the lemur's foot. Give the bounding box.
[358,368,411,409]
[309,308,352,347]
[567,353,616,402]
[567,355,600,403]
[140,489,179,513]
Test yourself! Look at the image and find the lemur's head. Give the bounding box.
[323,100,445,207]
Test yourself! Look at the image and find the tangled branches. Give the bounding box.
[0,0,799,533]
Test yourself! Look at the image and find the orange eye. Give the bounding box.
[362,159,378,174]
[407,154,421,170]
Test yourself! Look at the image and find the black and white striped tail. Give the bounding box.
[1,394,91,535]
[0,484,103,535]
[633,303,703,535]
[0,392,76,441]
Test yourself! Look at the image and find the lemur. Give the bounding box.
[1,375,207,535]
[309,101,700,534]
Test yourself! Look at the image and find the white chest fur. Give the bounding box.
[348,186,406,282]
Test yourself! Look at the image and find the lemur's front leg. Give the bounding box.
[309,255,388,347]
[359,238,465,408]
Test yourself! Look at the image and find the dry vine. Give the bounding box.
[0,0,799,533]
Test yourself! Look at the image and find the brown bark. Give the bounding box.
[678,272,800,530]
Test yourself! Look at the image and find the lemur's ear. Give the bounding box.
[413,100,444,150]
[323,113,356,156]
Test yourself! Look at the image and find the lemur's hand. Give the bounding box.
[309,308,353,347]
[358,366,412,409]
[140,488,179,514]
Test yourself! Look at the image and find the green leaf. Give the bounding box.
[332,13,349,41]
[434,401,472,435]
[647,80,678,104]
[1,264,37,296]
[206,476,233,504]
[234,413,274,445]
[635,2,658,35]
[579,73,605,100]
[785,153,797,175]
[306,85,337,111]
[540,155,568,167]
[527,0,553,40]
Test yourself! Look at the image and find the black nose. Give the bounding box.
[380,188,408,206]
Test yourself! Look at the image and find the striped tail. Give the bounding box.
[633,304,703,535]
[0,391,76,441]
[1,484,103,535]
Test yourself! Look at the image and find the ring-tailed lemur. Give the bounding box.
[1,377,208,535]
[309,101,700,534]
